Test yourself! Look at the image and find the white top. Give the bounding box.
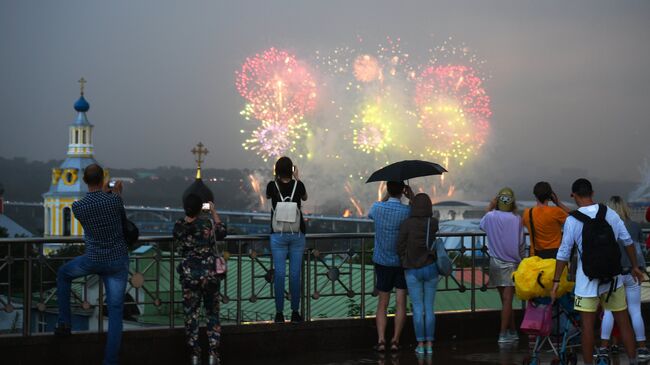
[556,204,633,297]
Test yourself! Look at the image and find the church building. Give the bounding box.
[43,79,106,236]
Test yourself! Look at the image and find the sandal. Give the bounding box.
[390,341,401,352]
[373,341,386,352]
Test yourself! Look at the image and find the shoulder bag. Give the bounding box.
[121,209,139,248]
[213,221,228,275]
[427,218,452,276]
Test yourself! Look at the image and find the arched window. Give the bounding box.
[63,207,71,236]
[74,130,79,144]
[82,130,87,144]
[46,207,52,235]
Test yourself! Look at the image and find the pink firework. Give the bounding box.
[236,48,317,126]
[415,65,491,165]
[243,122,296,161]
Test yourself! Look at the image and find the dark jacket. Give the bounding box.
[397,194,439,269]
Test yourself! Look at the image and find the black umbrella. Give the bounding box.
[366,160,447,183]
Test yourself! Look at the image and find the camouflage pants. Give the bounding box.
[182,280,221,356]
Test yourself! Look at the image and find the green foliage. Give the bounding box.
[346,298,361,317]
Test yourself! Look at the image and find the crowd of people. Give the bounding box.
[51,160,650,365]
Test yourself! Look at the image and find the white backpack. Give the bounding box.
[271,180,301,233]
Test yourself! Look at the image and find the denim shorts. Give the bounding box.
[374,263,407,292]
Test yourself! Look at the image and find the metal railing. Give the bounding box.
[1,229,648,337]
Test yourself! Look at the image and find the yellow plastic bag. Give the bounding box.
[512,256,574,300]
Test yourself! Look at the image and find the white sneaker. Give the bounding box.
[498,333,515,343]
[506,330,519,342]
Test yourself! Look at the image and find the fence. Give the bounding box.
[0,229,648,337]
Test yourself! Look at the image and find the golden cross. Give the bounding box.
[78,77,87,95]
[191,142,209,168]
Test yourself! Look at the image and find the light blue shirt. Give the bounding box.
[556,204,633,297]
[368,198,411,267]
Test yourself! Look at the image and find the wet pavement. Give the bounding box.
[233,339,639,365]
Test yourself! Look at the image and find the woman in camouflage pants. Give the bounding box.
[173,194,227,365]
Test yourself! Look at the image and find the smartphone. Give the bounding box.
[108,180,117,188]
[202,203,211,211]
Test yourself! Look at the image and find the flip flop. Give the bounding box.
[373,341,386,352]
[390,341,401,352]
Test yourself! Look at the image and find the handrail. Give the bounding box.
[0,229,648,337]
[0,231,494,244]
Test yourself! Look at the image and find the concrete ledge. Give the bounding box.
[3,309,521,364]
[6,303,650,364]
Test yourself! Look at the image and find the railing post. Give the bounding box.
[305,245,311,322]
[236,241,242,325]
[169,240,175,329]
[23,245,32,337]
[360,237,366,319]
[470,235,476,313]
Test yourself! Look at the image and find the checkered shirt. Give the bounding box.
[368,198,411,267]
[72,191,129,262]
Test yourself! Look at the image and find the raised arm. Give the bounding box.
[551,192,571,213]
[551,219,576,301]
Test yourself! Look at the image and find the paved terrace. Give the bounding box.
[2,231,649,364]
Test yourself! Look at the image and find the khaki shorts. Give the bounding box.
[574,285,627,313]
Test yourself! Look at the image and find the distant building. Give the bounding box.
[0,214,33,237]
[42,79,107,236]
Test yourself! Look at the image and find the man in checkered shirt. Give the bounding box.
[55,164,129,365]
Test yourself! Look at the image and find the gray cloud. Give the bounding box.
[1,0,649,186]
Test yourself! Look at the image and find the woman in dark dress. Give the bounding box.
[173,194,226,365]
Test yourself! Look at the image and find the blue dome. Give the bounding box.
[74,95,90,112]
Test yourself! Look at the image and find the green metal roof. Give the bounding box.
[130,247,506,325]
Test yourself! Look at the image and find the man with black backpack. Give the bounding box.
[551,178,645,365]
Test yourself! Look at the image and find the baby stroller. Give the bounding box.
[521,294,581,365]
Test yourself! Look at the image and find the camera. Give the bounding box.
[202,203,211,211]
[108,180,117,188]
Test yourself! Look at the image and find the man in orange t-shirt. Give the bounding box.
[522,182,571,258]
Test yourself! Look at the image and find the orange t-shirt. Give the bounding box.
[522,206,568,255]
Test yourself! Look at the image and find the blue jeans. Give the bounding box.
[57,255,129,365]
[270,233,306,312]
[405,263,439,342]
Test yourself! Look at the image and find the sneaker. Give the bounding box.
[498,333,514,344]
[637,347,650,360]
[54,324,71,337]
[506,330,519,342]
[274,312,285,323]
[208,354,220,365]
[415,345,426,354]
[424,345,433,354]
[594,347,610,360]
[290,311,303,323]
[190,354,201,365]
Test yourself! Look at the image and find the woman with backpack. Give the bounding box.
[396,193,439,355]
[266,156,308,323]
[599,196,649,360]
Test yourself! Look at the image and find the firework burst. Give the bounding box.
[415,65,490,166]
[235,48,317,160]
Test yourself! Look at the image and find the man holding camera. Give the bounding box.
[55,163,129,365]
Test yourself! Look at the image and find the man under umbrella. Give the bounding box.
[368,181,414,352]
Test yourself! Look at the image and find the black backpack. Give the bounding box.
[570,204,621,283]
